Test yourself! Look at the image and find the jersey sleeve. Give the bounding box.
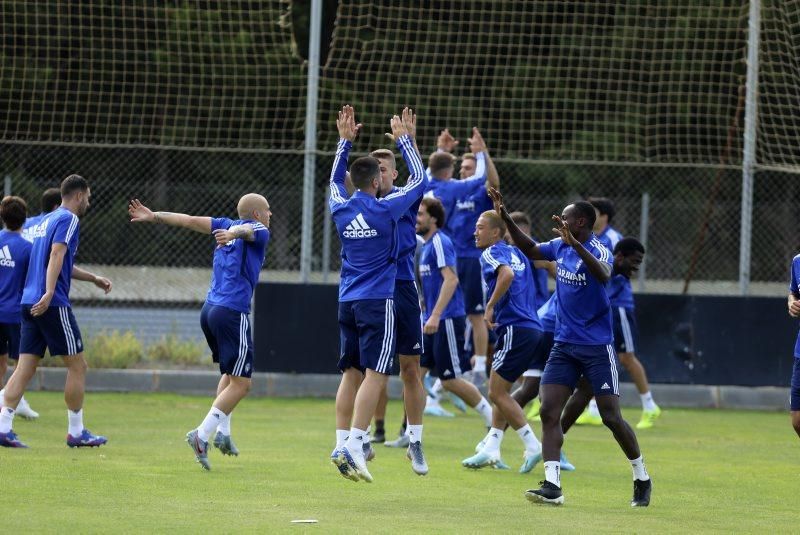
[537,238,561,262]
[382,135,428,220]
[211,217,233,232]
[791,257,800,294]
[591,238,614,267]
[432,234,456,269]
[251,222,270,248]
[473,151,486,180]
[328,138,352,212]
[480,244,510,273]
[52,213,80,246]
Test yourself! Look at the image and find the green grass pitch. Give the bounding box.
[3,392,798,533]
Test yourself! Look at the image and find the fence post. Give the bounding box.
[3,175,10,197]
[740,0,760,296]
[322,190,332,282]
[300,0,323,283]
[637,192,650,292]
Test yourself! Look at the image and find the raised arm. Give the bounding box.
[128,199,212,234]
[329,105,361,209]
[552,215,612,283]
[383,108,428,218]
[487,187,545,261]
[468,128,499,190]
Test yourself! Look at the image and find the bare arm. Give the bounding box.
[73,266,113,293]
[423,267,459,335]
[789,293,800,318]
[469,128,499,190]
[30,243,66,316]
[484,265,514,330]
[128,199,212,234]
[534,260,556,278]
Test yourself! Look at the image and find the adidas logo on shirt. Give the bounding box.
[343,214,378,239]
[0,245,15,267]
[601,382,610,390]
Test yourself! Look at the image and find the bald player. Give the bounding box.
[128,194,272,471]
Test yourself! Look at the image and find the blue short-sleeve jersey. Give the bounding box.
[21,207,80,307]
[329,136,427,302]
[0,231,33,323]
[424,152,486,237]
[418,230,465,321]
[21,213,46,243]
[538,236,613,345]
[204,218,270,314]
[607,274,635,309]
[597,225,623,251]
[448,184,492,259]
[537,293,557,334]
[480,241,542,331]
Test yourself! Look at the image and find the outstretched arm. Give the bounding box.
[385,108,428,218]
[469,128,499,190]
[329,105,360,208]
[128,199,212,234]
[73,266,112,293]
[487,187,545,261]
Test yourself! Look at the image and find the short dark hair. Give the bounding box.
[420,196,446,228]
[572,201,597,229]
[428,152,455,176]
[614,237,645,257]
[0,196,28,231]
[587,196,616,223]
[41,187,62,213]
[60,174,89,198]
[349,157,380,190]
[509,211,531,227]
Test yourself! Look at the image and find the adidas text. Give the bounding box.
[343,228,378,239]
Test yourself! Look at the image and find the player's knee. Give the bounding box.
[792,412,800,433]
[399,359,420,382]
[618,352,633,366]
[65,355,88,374]
[539,404,560,427]
[600,408,623,429]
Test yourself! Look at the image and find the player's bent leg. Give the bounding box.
[0,354,40,448]
[399,355,424,426]
[561,377,594,435]
[526,383,571,505]
[341,369,389,483]
[792,411,800,439]
[335,368,363,432]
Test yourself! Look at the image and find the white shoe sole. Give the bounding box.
[525,491,564,505]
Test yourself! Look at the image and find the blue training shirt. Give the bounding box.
[205,218,270,314]
[597,225,634,310]
[790,254,800,358]
[424,152,486,238]
[21,213,46,243]
[22,207,80,307]
[480,240,542,331]
[537,293,557,334]
[538,235,613,345]
[329,135,427,302]
[418,230,465,321]
[0,230,33,323]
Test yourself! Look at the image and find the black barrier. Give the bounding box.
[254,283,799,386]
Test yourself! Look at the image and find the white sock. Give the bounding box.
[483,427,504,455]
[0,388,4,404]
[544,460,561,487]
[473,356,487,372]
[68,409,84,437]
[407,424,423,444]
[640,392,658,412]
[630,455,650,481]
[344,427,368,458]
[516,424,541,453]
[218,412,231,435]
[197,407,225,442]
[336,429,349,449]
[588,398,600,417]
[425,395,442,409]
[0,406,15,434]
[474,397,493,427]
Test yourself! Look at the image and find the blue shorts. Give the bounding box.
[457,257,485,315]
[542,342,620,396]
[612,306,638,353]
[337,298,396,375]
[422,316,472,380]
[200,303,253,378]
[20,305,83,357]
[491,326,542,383]
[791,358,800,412]
[394,280,423,356]
[0,322,21,360]
[523,330,554,378]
